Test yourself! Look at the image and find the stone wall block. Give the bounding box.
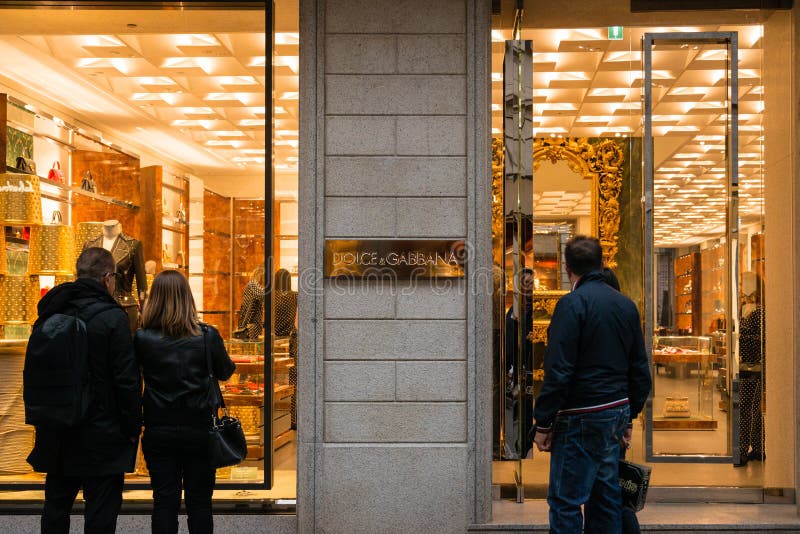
[324,402,466,442]
[326,156,467,197]
[396,279,466,319]
[320,445,468,533]
[397,34,466,74]
[396,361,467,401]
[396,197,467,237]
[325,0,466,34]
[324,319,466,360]
[396,116,466,156]
[324,279,396,319]
[324,361,396,401]
[326,34,397,73]
[325,197,396,237]
[326,116,395,155]
[326,75,466,115]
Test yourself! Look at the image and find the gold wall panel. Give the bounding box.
[0,173,42,225]
[28,224,76,275]
[0,275,39,324]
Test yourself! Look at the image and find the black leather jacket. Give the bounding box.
[135,325,235,428]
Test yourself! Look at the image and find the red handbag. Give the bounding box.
[47,161,65,183]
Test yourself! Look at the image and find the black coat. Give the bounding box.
[533,271,651,429]
[27,278,142,476]
[134,326,235,429]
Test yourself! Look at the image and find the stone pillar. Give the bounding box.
[299,0,491,532]
[763,9,797,493]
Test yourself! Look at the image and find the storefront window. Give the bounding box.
[0,2,299,507]
[490,15,766,495]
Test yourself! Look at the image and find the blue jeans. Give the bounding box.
[547,404,630,534]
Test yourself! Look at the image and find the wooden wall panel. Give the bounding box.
[71,149,141,245]
[204,232,231,274]
[204,189,232,337]
[138,166,161,270]
[232,199,265,323]
[204,189,230,234]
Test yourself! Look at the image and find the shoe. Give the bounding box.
[748,451,765,462]
[733,457,749,468]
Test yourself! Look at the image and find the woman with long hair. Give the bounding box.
[135,270,235,534]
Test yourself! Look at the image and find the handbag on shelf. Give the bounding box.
[47,162,65,183]
[50,210,63,224]
[619,459,652,512]
[80,170,97,193]
[15,150,36,175]
[175,203,187,225]
[203,325,247,468]
[663,396,691,418]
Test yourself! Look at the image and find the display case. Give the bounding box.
[652,335,716,430]
[221,337,295,479]
[673,252,701,334]
[222,339,265,480]
[700,246,725,335]
[273,336,295,449]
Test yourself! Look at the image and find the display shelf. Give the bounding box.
[700,246,725,334]
[161,222,188,233]
[673,252,701,334]
[652,416,718,430]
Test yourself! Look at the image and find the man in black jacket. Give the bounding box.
[532,236,651,533]
[27,247,142,534]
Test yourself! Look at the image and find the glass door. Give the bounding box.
[643,32,739,462]
[500,36,534,499]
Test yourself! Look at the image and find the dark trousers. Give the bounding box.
[41,473,124,534]
[143,426,216,534]
[739,373,764,461]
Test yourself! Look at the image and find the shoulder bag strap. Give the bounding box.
[202,324,228,417]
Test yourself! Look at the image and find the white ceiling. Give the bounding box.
[0,8,266,184]
[492,25,765,247]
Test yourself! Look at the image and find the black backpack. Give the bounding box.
[23,302,116,428]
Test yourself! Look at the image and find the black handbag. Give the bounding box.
[203,325,247,468]
[15,152,36,175]
[80,170,97,193]
[619,459,652,512]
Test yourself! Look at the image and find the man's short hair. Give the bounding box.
[565,235,602,276]
[76,247,115,281]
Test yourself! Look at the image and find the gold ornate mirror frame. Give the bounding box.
[491,137,624,268]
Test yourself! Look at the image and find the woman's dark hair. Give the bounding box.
[565,235,602,276]
[275,268,292,292]
[141,270,200,337]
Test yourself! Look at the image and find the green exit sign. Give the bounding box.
[608,26,624,40]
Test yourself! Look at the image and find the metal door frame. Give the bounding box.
[643,31,739,463]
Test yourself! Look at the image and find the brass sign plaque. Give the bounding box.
[324,240,466,279]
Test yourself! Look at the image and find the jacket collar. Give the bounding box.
[573,270,606,291]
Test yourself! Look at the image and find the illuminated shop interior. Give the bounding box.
[490,19,766,493]
[0,3,301,505]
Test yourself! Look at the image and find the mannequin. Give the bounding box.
[83,219,147,335]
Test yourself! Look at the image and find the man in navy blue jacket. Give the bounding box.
[532,236,651,533]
